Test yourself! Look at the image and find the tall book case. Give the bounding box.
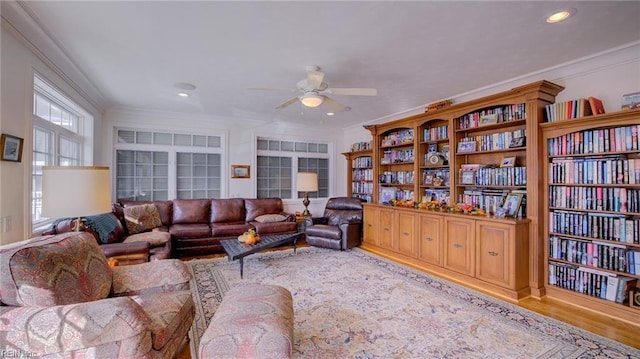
[342,147,374,203]
[361,80,564,301]
[540,108,640,324]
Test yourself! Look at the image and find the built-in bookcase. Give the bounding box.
[541,108,640,324]
[343,145,374,203]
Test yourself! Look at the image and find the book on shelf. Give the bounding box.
[589,96,605,115]
[544,97,607,122]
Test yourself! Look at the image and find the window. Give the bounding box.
[114,128,223,201]
[32,74,92,228]
[256,137,330,199]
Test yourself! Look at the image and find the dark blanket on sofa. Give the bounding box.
[52,214,119,244]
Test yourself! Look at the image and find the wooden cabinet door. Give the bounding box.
[363,205,380,246]
[418,213,443,266]
[379,208,395,250]
[397,210,416,257]
[444,217,475,276]
[475,221,512,288]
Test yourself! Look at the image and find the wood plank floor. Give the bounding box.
[175,244,640,358]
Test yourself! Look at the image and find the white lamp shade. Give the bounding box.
[41,166,112,218]
[300,93,324,108]
[297,172,318,192]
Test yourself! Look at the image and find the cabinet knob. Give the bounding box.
[384,228,390,231]
[425,237,433,242]
[403,232,409,236]
[488,251,499,256]
[453,243,463,248]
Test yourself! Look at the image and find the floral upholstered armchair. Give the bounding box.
[0,231,194,358]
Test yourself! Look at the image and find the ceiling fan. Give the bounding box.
[249,65,377,112]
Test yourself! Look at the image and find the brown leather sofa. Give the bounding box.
[121,197,297,257]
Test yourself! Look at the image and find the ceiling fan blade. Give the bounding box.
[248,87,297,92]
[275,97,299,109]
[306,70,325,90]
[326,87,377,96]
[323,97,347,112]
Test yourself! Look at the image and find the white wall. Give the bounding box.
[0,24,103,244]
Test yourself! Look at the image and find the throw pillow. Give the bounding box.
[254,214,287,223]
[123,204,162,234]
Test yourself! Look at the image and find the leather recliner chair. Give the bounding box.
[304,197,364,250]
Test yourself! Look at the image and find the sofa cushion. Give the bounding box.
[210,198,245,223]
[0,232,113,306]
[124,231,171,247]
[254,214,287,223]
[172,199,211,224]
[245,198,285,222]
[124,204,163,234]
[210,222,254,237]
[120,200,173,228]
[131,290,194,351]
[170,223,212,238]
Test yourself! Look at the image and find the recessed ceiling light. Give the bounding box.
[326,112,335,116]
[546,8,576,23]
[177,92,189,97]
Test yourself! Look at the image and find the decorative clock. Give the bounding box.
[427,153,447,166]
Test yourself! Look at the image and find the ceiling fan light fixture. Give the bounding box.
[300,93,324,108]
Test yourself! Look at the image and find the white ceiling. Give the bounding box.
[10,1,640,129]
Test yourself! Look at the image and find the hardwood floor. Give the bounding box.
[174,245,639,358]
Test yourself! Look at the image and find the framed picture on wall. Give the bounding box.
[231,165,250,178]
[1,134,24,162]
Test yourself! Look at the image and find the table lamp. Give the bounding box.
[41,166,112,231]
[296,172,318,217]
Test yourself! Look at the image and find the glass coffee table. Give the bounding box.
[220,232,301,278]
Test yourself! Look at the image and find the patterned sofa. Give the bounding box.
[0,232,194,358]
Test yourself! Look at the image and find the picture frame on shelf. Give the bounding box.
[479,113,498,126]
[621,92,640,110]
[501,193,523,217]
[509,137,526,148]
[459,170,476,185]
[500,156,516,168]
[457,141,477,153]
[1,134,23,162]
[423,172,434,185]
[630,287,640,309]
[442,144,450,160]
[427,143,438,153]
[231,165,250,178]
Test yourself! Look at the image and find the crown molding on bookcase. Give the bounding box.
[352,41,640,132]
[1,1,109,112]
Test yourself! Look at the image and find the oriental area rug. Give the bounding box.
[185,247,640,359]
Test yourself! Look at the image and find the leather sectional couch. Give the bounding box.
[47,197,297,259]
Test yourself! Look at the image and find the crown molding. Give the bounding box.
[1,0,108,112]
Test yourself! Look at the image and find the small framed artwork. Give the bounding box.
[459,170,476,185]
[427,143,438,153]
[231,165,250,178]
[423,172,434,185]
[509,137,526,148]
[500,156,516,168]
[501,193,523,217]
[630,287,640,309]
[457,141,477,153]
[479,113,498,126]
[1,134,24,162]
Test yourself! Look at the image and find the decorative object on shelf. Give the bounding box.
[479,113,498,126]
[500,156,516,168]
[380,187,398,205]
[457,141,477,153]
[621,92,640,110]
[432,176,444,187]
[427,143,438,153]
[427,153,446,166]
[297,172,318,217]
[231,165,250,178]
[501,193,523,217]
[460,170,476,185]
[424,99,452,113]
[0,134,23,162]
[630,287,640,309]
[442,144,450,161]
[509,136,526,148]
[588,96,605,115]
[41,166,112,232]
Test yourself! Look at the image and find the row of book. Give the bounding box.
[458,103,526,129]
[549,210,639,244]
[460,188,508,212]
[351,168,373,181]
[463,166,527,187]
[548,262,636,304]
[423,125,448,142]
[381,129,414,147]
[459,129,526,152]
[549,236,640,274]
[549,186,640,213]
[381,148,414,164]
[351,156,372,169]
[380,171,414,185]
[350,141,372,152]
[544,97,603,122]
[351,182,373,197]
[547,125,640,155]
[549,157,640,185]
[422,169,450,186]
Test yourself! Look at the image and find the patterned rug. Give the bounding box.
[185,247,640,359]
